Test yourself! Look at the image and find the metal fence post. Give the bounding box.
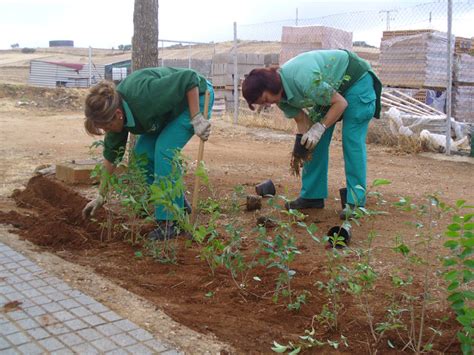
[88,46,92,87]
[446,0,453,155]
[233,21,238,125]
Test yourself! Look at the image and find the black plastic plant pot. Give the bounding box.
[255,179,276,197]
[326,225,352,249]
[293,134,309,159]
[246,195,262,211]
[339,187,347,210]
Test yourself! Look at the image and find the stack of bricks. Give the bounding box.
[453,53,474,123]
[379,30,454,89]
[280,26,353,65]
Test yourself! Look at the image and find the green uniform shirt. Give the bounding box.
[103,67,208,163]
[278,50,350,118]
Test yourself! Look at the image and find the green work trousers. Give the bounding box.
[134,82,214,221]
[301,73,376,207]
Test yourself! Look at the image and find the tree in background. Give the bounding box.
[132,0,159,71]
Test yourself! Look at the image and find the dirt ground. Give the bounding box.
[0,85,473,354]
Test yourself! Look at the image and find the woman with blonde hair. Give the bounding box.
[82,67,214,240]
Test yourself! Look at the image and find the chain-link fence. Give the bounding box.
[213,0,473,154]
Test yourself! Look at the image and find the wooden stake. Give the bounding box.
[191,91,210,222]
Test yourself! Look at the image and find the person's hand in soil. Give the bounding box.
[82,195,104,219]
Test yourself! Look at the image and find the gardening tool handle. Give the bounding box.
[191,91,210,222]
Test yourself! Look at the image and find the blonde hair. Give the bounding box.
[84,81,121,136]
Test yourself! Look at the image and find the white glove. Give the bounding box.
[191,113,211,141]
[301,122,327,150]
[82,195,104,219]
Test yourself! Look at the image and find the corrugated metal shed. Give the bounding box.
[28,60,105,88]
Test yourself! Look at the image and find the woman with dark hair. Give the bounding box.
[242,49,381,217]
[82,67,214,240]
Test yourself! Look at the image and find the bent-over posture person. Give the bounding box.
[82,67,214,240]
[242,50,382,218]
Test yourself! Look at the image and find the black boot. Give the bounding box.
[285,197,324,210]
[184,195,192,215]
[148,221,179,241]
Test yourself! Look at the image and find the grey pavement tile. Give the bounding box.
[0,335,12,350]
[25,265,43,273]
[86,302,109,314]
[95,323,122,337]
[0,349,20,355]
[50,349,75,355]
[54,283,72,292]
[18,273,36,282]
[77,328,102,342]
[18,260,35,267]
[69,306,93,318]
[160,350,184,355]
[12,282,32,292]
[45,325,71,336]
[46,291,69,302]
[11,267,29,275]
[28,279,47,288]
[144,339,169,352]
[24,306,47,317]
[124,343,154,355]
[5,331,30,346]
[0,295,8,304]
[5,276,22,284]
[105,349,130,355]
[63,318,88,331]
[99,311,122,322]
[6,310,29,321]
[0,314,9,323]
[52,310,75,322]
[64,289,83,298]
[4,262,18,270]
[39,337,65,352]
[42,302,64,313]
[26,327,50,340]
[57,332,85,347]
[71,343,101,354]
[74,294,96,306]
[82,314,107,327]
[58,299,81,309]
[0,321,20,335]
[128,328,154,342]
[0,285,16,294]
[16,343,45,355]
[37,285,58,295]
[113,319,139,332]
[31,295,51,306]
[20,288,42,299]
[110,333,137,347]
[4,291,24,302]
[91,337,118,352]
[43,276,62,285]
[16,317,40,330]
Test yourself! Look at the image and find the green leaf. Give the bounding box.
[447,281,460,291]
[461,290,474,300]
[443,257,458,267]
[447,223,462,232]
[445,230,460,238]
[464,223,474,230]
[456,200,466,208]
[444,270,460,281]
[444,240,459,249]
[372,178,391,187]
[271,341,288,353]
[463,260,474,269]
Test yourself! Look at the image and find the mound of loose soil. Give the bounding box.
[0,174,462,353]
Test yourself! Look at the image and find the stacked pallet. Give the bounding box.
[211,52,279,111]
[453,53,474,123]
[379,31,454,89]
[280,26,352,65]
[455,36,472,54]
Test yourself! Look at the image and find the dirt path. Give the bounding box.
[1,98,473,353]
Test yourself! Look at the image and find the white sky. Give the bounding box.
[0,0,473,49]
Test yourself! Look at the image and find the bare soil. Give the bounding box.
[0,84,473,354]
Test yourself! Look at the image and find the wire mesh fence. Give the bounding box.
[212,0,474,154]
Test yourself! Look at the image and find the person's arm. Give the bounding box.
[188,86,211,141]
[82,159,116,219]
[293,110,312,134]
[320,91,348,129]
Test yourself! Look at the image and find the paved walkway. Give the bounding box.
[0,242,181,354]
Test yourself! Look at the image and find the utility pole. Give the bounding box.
[380,9,397,31]
[295,8,298,26]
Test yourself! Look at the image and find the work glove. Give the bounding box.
[301,122,326,150]
[82,195,104,219]
[191,113,211,141]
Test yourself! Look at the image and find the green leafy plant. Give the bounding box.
[442,199,474,355]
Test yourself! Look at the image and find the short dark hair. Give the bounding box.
[242,67,282,110]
